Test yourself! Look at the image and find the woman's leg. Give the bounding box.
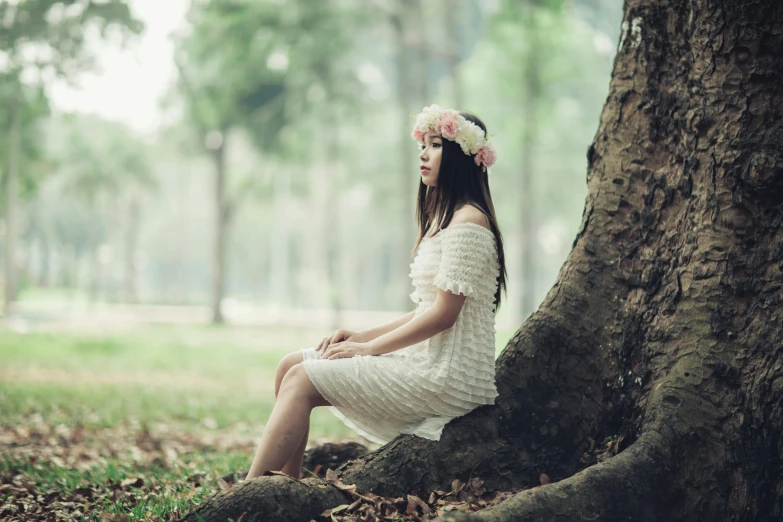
[274,351,310,479]
[281,423,309,479]
[246,363,330,480]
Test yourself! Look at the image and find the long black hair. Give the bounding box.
[410,111,508,314]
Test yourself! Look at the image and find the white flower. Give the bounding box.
[455,120,485,155]
[415,104,442,133]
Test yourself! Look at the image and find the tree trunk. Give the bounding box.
[211,141,227,324]
[38,235,52,288]
[179,1,783,520]
[518,3,540,321]
[392,6,417,310]
[3,100,20,316]
[444,0,463,108]
[87,249,99,303]
[413,0,430,109]
[324,113,343,331]
[269,165,290,308]
[123,195,139,304]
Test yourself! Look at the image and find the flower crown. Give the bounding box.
[411,104,497,171]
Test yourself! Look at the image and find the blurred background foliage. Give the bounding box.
[0,0,623,332]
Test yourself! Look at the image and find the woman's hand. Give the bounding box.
[321,341,373,360]
[316,329,368,352]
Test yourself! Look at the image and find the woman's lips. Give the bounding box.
[420,166,430,172]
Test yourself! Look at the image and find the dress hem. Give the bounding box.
[299,347,449,446]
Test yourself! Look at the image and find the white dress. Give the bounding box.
[300,222,500,445]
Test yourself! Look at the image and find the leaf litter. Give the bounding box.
[1,416,576,521]
[313,471,525,522]
[0,417,260,521]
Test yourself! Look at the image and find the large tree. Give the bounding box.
[179,0,783,520]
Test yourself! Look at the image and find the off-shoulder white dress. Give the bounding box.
[300,222,500,444]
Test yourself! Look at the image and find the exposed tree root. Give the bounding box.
[431,432,672,522]
[177,474,346,522]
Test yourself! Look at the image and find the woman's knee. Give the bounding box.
[275,351,304,396]
[279,363,330,408]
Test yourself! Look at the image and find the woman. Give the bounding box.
[245,105,508,480]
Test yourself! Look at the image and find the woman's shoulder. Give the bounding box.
[439,205,496,253]
[440,204,493,241]
[448,204,490,231]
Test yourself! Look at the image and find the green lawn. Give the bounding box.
[0,324,358,520]
[0,322,517,520]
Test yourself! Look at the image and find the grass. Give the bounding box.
[0,324,354,437]
[0,321,518,520]
[0,322,515,432]
[1,449,249,520]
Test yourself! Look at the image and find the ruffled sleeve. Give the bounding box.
[432,224,497,297]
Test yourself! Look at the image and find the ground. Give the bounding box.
[0,318,515,520]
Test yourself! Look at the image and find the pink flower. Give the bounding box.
[474,143,497,168]
[411,127,425,142]
[438,110,460,140]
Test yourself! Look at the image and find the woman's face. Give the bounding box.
[419,131,442,186]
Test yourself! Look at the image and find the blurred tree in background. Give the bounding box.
[0,0,623,329]
[54,114,156,303]
[172,0,368,323]
[0,0,143,315]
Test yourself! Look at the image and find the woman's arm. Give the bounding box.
[367,293,463,356]
[354,310,416,342]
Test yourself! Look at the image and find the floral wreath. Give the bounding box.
[411,104,497,171]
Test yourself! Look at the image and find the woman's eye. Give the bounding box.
[433,142,441,148]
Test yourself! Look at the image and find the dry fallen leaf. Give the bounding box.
[406,494,432,516]
[120,477,144,488]
[320,503,350,517]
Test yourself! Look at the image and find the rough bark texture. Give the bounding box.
[181,475,347,522]
[179,0,783,520]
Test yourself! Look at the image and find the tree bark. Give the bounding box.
[179,0,783,520]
